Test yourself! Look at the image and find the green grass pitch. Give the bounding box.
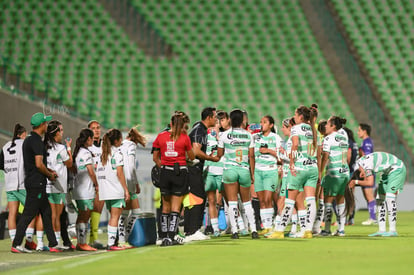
[1,211,413,274]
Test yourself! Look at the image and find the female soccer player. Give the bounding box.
[72,128,98,251]
[0,124,36,249]
[44,120,73,248]
[253,115,282,235]
[320,116,349,236]
[97,129,130,251]
[216,109,258,239]
[349,152,406,237]
[118,127,147,247]
[267,105,318,239]
[153,112,195,246]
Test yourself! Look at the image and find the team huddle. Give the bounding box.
[0,104,407,252]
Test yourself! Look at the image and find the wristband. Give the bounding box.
[67,147,71,151]
[355,180,359,185]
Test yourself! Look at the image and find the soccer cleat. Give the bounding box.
[251,231,259,239]
[368,231,387,237]
[231,232,239,239]
[107,245,126,251]
[383,231,398,237]
[11,245,33,253]
[295,231,305,238]
[288,232,297,238]
[259,228,272,236]
[49,246,63,253]
[118,242,134,249]
[333,230,345,237]
[266,231,284,239]
[320,230,332,237]
[302,230,313,239]
[36,245,44,252]
[239,229,249,236]
[90,240,105,250]
[345,220,354,226]
[160,238,172,247]
[25,240,37,250]
[172,234,185,245]
[312,229,321,236]
[213,231,221,237]
[77,244,97,251]
[362,219,377,226]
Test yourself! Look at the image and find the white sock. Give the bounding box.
[313,199,325,232]
[224,202,230,229]
[324,203,333,232]
[276,198,295,231]
[36,231,44,247]
[261,208,274,229]
[238,202,249,231]
[77,223,87,244]
[228,201,239,234]
[298,210,307,233]
[131,208,140,216]
[118,210,129,243]
[377,196,387,232]
[25,227,34,242]
[337,203,346,232]
[237,212,246,231]
[55,231,61,246]
[9,229,16,242]
[290,214,298,233]
[211,218,219,232]
[274,215,281,227]
[386,193,397,232]
[107,225,118,246]
[243,201,257,233]
[305,197,316,231]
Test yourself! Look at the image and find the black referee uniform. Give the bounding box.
[12,131,58,248]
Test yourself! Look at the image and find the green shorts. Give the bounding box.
[254,170,278,192]
[6,190,26,204]
[222,166,251,188]
[204,171,223,192]
[129,192,139,201]
[378,166,406,195]
[287,166,318,191]
[48,193,65,204]
[322,174,350,197]
[106,199,126,210]
[76,199,94,211]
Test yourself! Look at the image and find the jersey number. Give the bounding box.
[235,149,243,163]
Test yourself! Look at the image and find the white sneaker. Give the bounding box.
[184,230,210,243]
[362,219,377,225]
[36,244,44,251]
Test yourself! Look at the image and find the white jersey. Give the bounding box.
[88,140,102,169]
[253,132,283,171]
[46,143,70,193]
[338,128,349,143]
[73,147,95,200]
[218,128,254,170]
[322,131,349,177]
[204,130,224,175]
[96,147,125,200]
[120,140,139,192]
[2,140,25,191]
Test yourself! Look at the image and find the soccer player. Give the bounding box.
[72,128,98,251]
[267,105,318,239]
[118,127,147,247]
[253,115,282,235]
[349,152,406,237]
[216,109,258,239]
[96,129,130,251]
[357,123,376,225]
[87,120,105,248]
[44,120,73,249]
[343,127,359,225]
[320,116,350,236]
[153,112,195,246]
[0,124,37,250]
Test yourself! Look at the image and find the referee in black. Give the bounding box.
[184,107,219,240]
[11,113,60,253]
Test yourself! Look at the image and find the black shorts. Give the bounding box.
[188,166,206,199]
[159,166,189,196]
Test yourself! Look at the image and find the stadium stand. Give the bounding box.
[330,0,414,151]
[0,0,359,133]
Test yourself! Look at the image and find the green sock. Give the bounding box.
[90,211,101,243]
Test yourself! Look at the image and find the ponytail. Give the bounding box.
[44,120,61,150]
[101,128,122,165]
[309,104,318,155]
[127,126,147,147]
[73,128,94,161]
[329,116,347,131]
[170,113,185,141]
[11,123,26,147]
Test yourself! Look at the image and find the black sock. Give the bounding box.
[160,213,169,239]
[168,212,180,239]
[252,198,262,230]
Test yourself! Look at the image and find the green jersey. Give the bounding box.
[204,131,224,175]
[290,123,317,170]
[322,131,349,177]
[218,128,254,170]
[357,152,404,177]
[253,132,282,171]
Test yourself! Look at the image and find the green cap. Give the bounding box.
[30,112,52,127]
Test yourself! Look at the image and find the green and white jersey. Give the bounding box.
[218,128,254,170]
[290,123,317,170]
[280,137,292,178]
[88,141,102,169]
[323,131,349,177]
[253,132,282,171]
[204,131,224,175]
[46,143,70,194]
[96,147,125,200]
[357,152,404,177]
[120,140,138,192]
[73,147,95,200]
